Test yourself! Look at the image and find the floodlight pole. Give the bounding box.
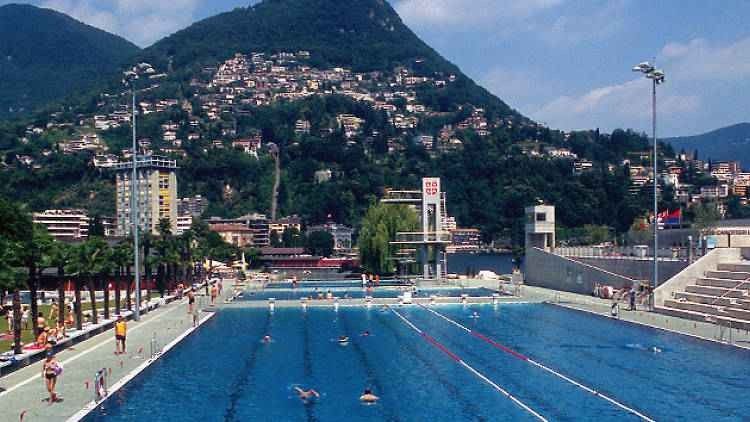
[131,87,141,321]
[651,76,657,311]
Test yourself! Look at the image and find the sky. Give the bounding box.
[3,0,749,137]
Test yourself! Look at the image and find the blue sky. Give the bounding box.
[4,0,749,137]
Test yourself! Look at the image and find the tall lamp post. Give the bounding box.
[123,63,154,321]
[632,61,665,310]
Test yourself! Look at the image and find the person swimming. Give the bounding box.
[294,386,320,402]
[262,335,272,343]
[361,330,370,337]
[338,335,349,344]
[359,388,379,403]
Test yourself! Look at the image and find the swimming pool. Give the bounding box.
[84,303,750,421]
[239,287,497,301]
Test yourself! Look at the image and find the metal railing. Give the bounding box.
[392,231,452,244]
[554,245,693,261]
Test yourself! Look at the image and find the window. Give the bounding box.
[536,213,546,222]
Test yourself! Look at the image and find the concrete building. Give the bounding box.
[269,216,302,235]
[32,209,89,241]
[209,223,254,248]
[448,228,481,252]
[207,213,270,248]
[176,215,193,235]
[525,205,555,251]
[177,195,208,218]
[113,155,178,236]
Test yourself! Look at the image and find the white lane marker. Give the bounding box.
[388,306,547,422]
[419,304,656,422]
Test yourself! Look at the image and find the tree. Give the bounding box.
[306,230,334,257]
[23,225,55,337]
[110,241,133,314]
[358,203,418,274]
[270,230,282,247]
[282,227,304,248]
[68,237,110,327]
[43,241,74,325]
[0,198,32,354]
[693,202,721,235]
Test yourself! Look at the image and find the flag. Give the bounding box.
[664,209,681,225]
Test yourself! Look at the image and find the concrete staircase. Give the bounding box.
[659,262,750,330]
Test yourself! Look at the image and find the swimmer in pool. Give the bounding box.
[295,386,320,402]
[471,311,480,318]
[651,346,662,353]
[360,388,379,403]
[361,330,370,337]
[338,335,349,344]
[262,335,272,343]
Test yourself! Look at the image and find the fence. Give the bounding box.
[554,245,693,261]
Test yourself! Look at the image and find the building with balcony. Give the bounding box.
[210,224,254,248]
[32,209,89,241]
[113,155,178,236]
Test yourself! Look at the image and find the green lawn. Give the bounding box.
[1,301,116,353]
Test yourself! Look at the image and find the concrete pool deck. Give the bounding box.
[0,291,220,422]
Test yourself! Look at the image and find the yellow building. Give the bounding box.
[114,155,178,236]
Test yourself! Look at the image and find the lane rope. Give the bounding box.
[419,304,656,422]
[388,306,547,422]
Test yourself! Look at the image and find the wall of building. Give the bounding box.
[572,257,688,284]
[524,247,639,295]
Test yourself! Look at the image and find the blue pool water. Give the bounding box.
[85,304,750,421]
[239,287,496,301]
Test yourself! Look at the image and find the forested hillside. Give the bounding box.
[0,4,140,117]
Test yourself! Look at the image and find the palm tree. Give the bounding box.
[44,241,74,325]
[155,219,173,297]
[98,244,114,320]
[0,198,32,354]
[111,241,133,314]
[69,237,109,327]
[24,225,54,338]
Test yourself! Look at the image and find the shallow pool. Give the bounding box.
[85,304,750,421]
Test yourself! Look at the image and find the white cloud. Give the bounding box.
[532,78,700,131]
[536,0,627,45]
[660,36,750,81]
[40,0,200,46]
[395,0,562,27]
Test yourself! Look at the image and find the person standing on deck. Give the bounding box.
[41,349,62,403]
[210,283,218,305]
[115,316,127,354]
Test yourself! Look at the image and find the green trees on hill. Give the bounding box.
[0,4,140,117]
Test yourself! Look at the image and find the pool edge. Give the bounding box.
[65,311,217,422]
[551,302,750,351]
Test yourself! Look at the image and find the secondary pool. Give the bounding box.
[239,287,497,301]
[84,304,750,421]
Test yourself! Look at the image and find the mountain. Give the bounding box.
[0,0,659,247]
[664,123,750,169]
[142,0,517,119]
[0,4,140,117]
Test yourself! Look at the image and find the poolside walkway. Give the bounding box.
[523,285,750,350]
[0,291,220,422]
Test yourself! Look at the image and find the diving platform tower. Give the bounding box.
[382,177,451,280]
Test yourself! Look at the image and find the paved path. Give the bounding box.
[0,292,218,422]
[523,286,750,350]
